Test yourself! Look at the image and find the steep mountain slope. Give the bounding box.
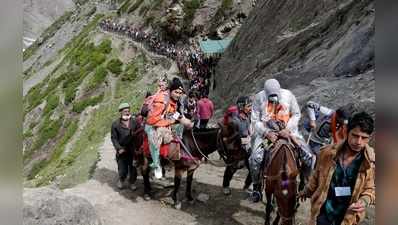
[23,0,75,49]
[213,0,374,115]
[22,0,257,188]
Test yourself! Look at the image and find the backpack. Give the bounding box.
[141,91,171,118]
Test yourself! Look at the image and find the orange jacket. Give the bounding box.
[146,91,177,127]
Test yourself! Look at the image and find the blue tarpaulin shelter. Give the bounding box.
[199,39,232,56]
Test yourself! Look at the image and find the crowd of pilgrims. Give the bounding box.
[99,19,219,97]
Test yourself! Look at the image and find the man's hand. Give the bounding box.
[278,129,291,139]
[348,201,365,213]
[265,132,278,142]
[118,149,126,155]
[309,120,316,129]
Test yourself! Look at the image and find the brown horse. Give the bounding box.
[263,138,301,225]
[133,123,220,209]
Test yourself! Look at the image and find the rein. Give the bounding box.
[190,129,225,167]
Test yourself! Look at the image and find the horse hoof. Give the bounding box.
[174,201,182,210]
[144,194,151,201]
[223,187,231,195]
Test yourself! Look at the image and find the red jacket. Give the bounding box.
[197,97,214,120]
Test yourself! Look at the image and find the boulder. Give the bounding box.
[23,186,101,225]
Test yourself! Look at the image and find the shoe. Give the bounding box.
[117,180,123,189]
[154,166,162,179]
[129,183,137,191]
[251,191,262,203]
[223,187,231,195]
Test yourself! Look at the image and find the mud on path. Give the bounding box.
[65,133,374,225]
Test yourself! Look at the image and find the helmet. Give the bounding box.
[118,102,130,112]
[236,96,252,110]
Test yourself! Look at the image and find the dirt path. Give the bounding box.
[64,133,318,225]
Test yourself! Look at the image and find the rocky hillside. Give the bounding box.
[23,0,75,49]
[212,0,375,117]
[22,0,250,188]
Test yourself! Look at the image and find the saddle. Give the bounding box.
[142,134,181,160]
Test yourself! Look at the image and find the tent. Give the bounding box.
[199,39,233,56]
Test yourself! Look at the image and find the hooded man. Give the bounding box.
[249,78,316,202]
[111,102,139,190]
[145,77,193,178]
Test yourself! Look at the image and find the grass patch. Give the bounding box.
[97,39,112,54]
[106,58,123,75]
[24,115,64,162]
[122,62,139,81]
[118,0,132,14]
[30,55,151,188]
[23,11,73,60]
[28,119,78,183]
[43,94,60,116]
[72,94,104,113]
[23,130,34,139]
[86,66,108,91]
[128,0,145,13]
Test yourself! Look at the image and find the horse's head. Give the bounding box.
[264,138,299,179]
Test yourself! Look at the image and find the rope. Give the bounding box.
[190,129,225,167]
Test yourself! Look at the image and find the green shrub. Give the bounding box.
[23,130,34,138]
[106,58,123,75]
[86,66,108,91]
[97,39,112,54]
[122,63,139,81]
[27,115,64,158]
[72,94,104,113]
[29,119,78,182]
[43,94,60,115]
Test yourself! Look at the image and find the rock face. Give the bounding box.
[23,186,101,225]
[23,0,75,48]
[213,0,375,113]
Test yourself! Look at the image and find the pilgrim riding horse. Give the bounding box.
[260,120,303,225]
[133,119,220,209]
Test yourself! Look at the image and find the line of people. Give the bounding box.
[99,19,215,96]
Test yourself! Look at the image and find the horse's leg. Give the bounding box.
[142,158,152,200]
[264,190,273,225]
[185,169,194,202]
[172,168,183,209]
[272,212,280,225]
